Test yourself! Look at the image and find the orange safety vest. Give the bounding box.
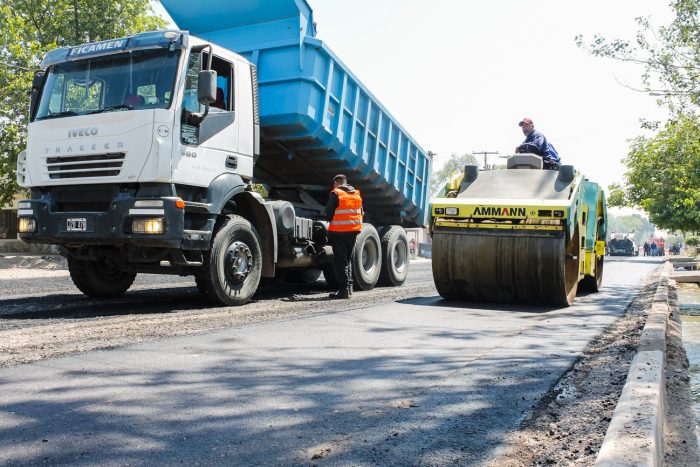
[329,188,363,232]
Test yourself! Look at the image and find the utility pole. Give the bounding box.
[473,151,499,170]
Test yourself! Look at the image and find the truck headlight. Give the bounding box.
[132,217,164,234]
[18,217,37,233]
[445,207,459,216]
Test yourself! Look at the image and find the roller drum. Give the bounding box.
[432,228,578,306]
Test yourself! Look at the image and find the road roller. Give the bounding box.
[430,154,607,306]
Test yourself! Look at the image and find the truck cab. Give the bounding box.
[18,31,282,303]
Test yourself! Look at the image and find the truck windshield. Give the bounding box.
[35,48,180,121]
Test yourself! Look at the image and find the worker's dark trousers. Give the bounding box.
[329,232,359,293]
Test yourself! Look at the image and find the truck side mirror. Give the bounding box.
[29,70,45,121]
[197,70,217,105]
[32,71,45,90]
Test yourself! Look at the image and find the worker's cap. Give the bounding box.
[333,174,347,182]
[518,118,534,126]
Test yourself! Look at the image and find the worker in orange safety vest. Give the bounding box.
[325,174,363,299]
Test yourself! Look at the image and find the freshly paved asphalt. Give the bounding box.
[0,256,662,465]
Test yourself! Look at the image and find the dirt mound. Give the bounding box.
[0,255,67,270]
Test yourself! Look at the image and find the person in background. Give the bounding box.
[325,174,363,299]
[643,241,650,257]
[515,117,561,170]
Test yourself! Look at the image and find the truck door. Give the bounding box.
[173,49,241,187]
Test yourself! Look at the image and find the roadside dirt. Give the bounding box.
[490,270,699,466]
[0,255,67,270]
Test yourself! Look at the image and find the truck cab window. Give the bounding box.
[181,50,235,144]
[34,48,179,121]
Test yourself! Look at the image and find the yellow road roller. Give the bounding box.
[430,155,607,306]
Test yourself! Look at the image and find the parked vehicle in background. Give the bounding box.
[608,232,638,256]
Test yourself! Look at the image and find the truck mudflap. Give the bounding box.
[18,195,186,249]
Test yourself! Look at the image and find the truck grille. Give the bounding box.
[46,152,125,179]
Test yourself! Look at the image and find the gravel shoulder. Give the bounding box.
[489,268,700,466]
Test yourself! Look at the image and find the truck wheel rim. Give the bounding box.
[362,239,378,275]
[225,241,253,284]
[392,241,407,273]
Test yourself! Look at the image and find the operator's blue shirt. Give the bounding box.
[522,130,561,164]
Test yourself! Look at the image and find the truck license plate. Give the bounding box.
[66,218,87,232]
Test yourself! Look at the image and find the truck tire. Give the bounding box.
[378,225,409,286]
[68,257,136,298]
[196,215,262,306]
[352,225,382,291]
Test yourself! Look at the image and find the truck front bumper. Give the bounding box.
[17,195,185,249]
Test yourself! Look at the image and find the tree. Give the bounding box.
[431,153,479,196]
[577,0,700,233]
[607,213,656,242]
[576,0,700,112]
[0,0,166,206]
[621,114,700,233]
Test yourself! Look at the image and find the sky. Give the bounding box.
[153,0,673,194]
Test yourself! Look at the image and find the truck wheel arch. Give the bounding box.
[207,174,277,278]
[230,191,277,278]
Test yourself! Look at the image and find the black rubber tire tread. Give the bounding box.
[432,229,578,306]
[378,225,410,287]
[67,256,136,298]
[352,224,382,291]
[196,214,262,306]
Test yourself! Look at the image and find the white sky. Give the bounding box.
[154,0,673,192]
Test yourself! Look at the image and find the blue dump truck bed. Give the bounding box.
[161,0,431,227]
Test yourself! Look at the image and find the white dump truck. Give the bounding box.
[16,1,432,305]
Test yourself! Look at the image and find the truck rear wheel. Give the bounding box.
[378,225,409,286]
[352,225,382,291]
[196,215,262,306]
[67,257,136,298]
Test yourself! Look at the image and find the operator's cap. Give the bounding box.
[333,174,347,182]
[519,117,533,126]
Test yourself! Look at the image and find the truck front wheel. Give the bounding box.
[68,257,136,298]
[196,215,262,306]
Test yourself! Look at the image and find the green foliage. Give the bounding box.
[0,0,166,206]
[607,213,656,242]
[606,183,629,207]
[431,153,479,196]
[621,114,700,232]
[686,236,700,246]
[250,184,269,198]
[576,0,700,113]
[578,1,700,232]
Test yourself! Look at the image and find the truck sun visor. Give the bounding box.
[41,30,188,68]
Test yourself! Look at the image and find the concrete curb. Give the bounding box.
[595,263,671,467]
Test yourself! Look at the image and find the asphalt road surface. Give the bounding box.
[0,256,662,465]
